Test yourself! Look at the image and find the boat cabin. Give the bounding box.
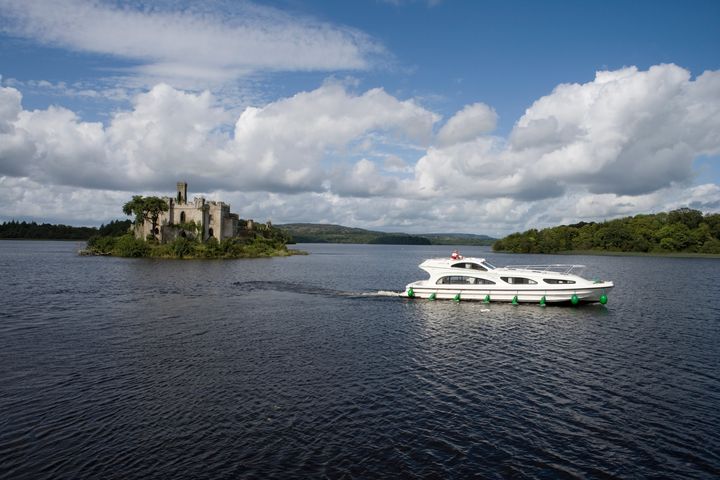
[450,258,496,271]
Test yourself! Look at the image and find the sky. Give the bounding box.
[0,0,719,236]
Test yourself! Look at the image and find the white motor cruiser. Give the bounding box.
[405,251,613,305]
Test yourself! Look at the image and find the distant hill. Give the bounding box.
[276,223,496,245]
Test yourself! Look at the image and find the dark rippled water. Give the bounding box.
[1,241,719,478]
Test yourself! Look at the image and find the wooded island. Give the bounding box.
[81,192,297,259]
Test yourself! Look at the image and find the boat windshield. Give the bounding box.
[483,261,496,270]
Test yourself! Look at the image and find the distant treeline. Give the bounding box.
[0,220,131,240]
[422,234,495,246]
[493,208,720,254]
[368,235,431,245]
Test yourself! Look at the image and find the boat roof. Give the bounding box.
[421,256,489,266]
[420,256,586,275]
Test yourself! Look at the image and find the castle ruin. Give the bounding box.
[134,182,251,243]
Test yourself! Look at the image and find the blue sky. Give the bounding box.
[1,0,719,235]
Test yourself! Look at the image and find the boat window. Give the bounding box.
[451,262,487,271]
[437,276,469,285]
[543,278,576,284]
[500,276,537,285]
[436,276,495,285]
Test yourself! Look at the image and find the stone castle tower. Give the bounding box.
[134,182,242,243]
[176,182,188,204]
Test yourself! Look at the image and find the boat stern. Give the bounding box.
[405,280,425,298]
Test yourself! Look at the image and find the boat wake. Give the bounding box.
[232,281,404,300]
[365,290,405,297]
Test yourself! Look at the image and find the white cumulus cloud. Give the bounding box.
[0,81,438,195]
[0,0,385,85]
[436,102,497,146]
[413,63,720,201]
[1,64,719,234]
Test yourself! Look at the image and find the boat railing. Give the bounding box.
[504,264,586,275]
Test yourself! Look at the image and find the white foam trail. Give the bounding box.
[368,290,405,297]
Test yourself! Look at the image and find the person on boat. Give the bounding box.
[450,250,462,260]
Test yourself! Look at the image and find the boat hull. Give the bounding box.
[405,281,613,304]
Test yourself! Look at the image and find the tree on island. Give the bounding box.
[122,195,168,240]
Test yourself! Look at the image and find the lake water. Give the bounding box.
[1,240,719,478]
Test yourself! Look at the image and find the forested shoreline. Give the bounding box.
[493,208,720,254]
[8,208,720,255]
[0,220,131,240]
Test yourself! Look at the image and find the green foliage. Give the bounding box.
[704,213,720,238]
[699,238,720,254]
[122,195,146,225]
[112,235,150,257]
[175,220,202,239]
[82,226,297,259]
[204,236,221,256]
[122,195,169,239]
[668,207,704,229]
[86,235,118,254]
[170,237,194,258]
[79,234,144,257]
[97,219,132,237]
[259,224,293,244]
[493,208,720,255]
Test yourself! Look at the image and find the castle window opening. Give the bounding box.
[180,211,186,223]
[208,228,214,238]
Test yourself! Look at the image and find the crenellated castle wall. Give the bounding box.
[133,182,251,243]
